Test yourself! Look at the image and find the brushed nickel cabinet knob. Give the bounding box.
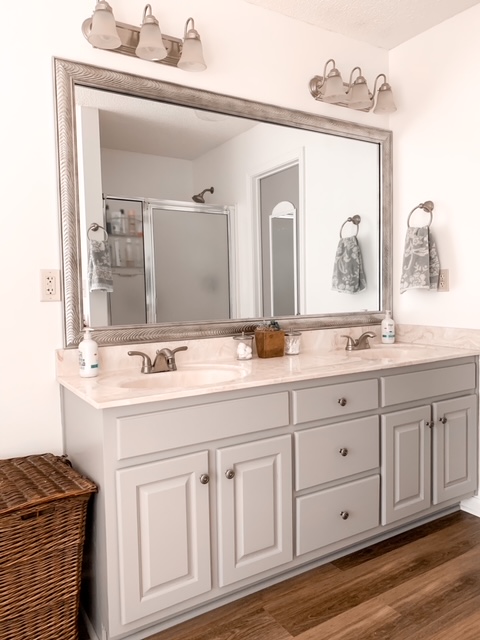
[340,511,349,520]
[199,473,210,484]
[225,469,235,480]
[338,398,347,407]
[339,448,349,457]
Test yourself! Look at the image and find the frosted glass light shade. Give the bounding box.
[348,80,372,110]
[373,85,397,113]
[322,73,346,103]
[88,0,121,49]
[136,22,167,60]
[178,37,206,71]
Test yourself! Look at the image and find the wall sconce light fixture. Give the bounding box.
[309,60,396,113]
[82,1,207,71]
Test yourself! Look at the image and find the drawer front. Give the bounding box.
[296,475,380,555]
[381,362,476,407]
[292,379,378,424]
[116,392,289,459]
[295,416,379,490]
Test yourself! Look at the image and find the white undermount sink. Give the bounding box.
[97,363,249,391]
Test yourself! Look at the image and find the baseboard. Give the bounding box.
[461,495,480,517]
[80,608,100,640]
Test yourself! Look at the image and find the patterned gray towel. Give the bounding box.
[400,226,440,293]
[332,236,367,293]
[88,238,113,292]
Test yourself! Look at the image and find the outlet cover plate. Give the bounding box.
[40,269,61,301]
[439,269,449,292]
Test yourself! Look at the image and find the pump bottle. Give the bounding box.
[381,310,395,344]
[79,327,99,377]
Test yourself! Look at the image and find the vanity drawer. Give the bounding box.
[381,362,476,407]
[296,475,380,555]
[292,379,378,424]
[116,392,289,459]
[294,416,379,490]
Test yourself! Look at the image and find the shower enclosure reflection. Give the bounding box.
[87,197,235,326]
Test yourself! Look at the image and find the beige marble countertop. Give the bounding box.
[57,342,479,410]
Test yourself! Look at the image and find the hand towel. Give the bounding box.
[88,238,113,292]
[332,236,367,293]
[400,226,440,293]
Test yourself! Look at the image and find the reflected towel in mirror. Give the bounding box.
[88,239,113,292]
[332,236,367,293]
[400,226,440,293]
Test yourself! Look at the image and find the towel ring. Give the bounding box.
[88,222,109,241]
[407,201,434,228]
[340,215,361,238]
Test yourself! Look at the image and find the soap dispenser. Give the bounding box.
[381,310,395,344]
[79,327,99,377]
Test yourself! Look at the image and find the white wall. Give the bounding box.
[1,0,390,457]
[390,5,480,328]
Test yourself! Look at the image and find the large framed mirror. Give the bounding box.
[54,58,392,347]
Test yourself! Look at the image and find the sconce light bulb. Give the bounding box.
[87,0,121,50]
[178,18,207,71]
[136,8,167,61]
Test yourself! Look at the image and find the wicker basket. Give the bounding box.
[0,453,97,640]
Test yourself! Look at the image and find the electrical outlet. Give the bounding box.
[439,269,449,292]
[40,269,61,301]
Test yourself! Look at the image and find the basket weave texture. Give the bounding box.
[0,453,97,640]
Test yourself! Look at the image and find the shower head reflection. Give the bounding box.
[192,187,214,203]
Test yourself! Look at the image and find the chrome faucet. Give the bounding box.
[128,346,188,373]
[341,332,376,351]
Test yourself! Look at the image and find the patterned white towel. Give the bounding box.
[88,238,113,292]
[400,226,440,293]
[331,236,367,294]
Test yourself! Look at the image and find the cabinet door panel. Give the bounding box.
[381,406,431,525]
[116,452,211,625]
[432,395,477,504]
[217,435,293,587]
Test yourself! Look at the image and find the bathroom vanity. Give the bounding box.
[59,344,479,640]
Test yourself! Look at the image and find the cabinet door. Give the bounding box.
[432,395,478,504]
[381,406,431,525]
[216,435,293,587]
[116,451,211,625]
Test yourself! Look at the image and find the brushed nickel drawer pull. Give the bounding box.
[199,473,210,484]
[225,469,235,480]
[340,511,349,520]
[338,397,347,407]
[339,447,349,457]
[439,416,447,424]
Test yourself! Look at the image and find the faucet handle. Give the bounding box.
[128,350,153,374]
[172,346,188,355]
[340,335,356,351]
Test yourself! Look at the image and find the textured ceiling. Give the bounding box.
[244,0,480,49]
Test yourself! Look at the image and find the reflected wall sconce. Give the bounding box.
[82,1,207,71]
[309,60,396,113]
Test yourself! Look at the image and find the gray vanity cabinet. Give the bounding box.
[381,363,478,525]
[61,355,478,640]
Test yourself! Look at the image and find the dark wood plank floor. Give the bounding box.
[80,511,480,640]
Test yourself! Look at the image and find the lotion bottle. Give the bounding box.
[381,310,395,344]
[79,327,99,377]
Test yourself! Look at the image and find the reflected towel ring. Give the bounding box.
[88,222,109,241]
[340,215,361,238]
[407,200,434,228]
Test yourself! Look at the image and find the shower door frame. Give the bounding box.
[143,199,237,324]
